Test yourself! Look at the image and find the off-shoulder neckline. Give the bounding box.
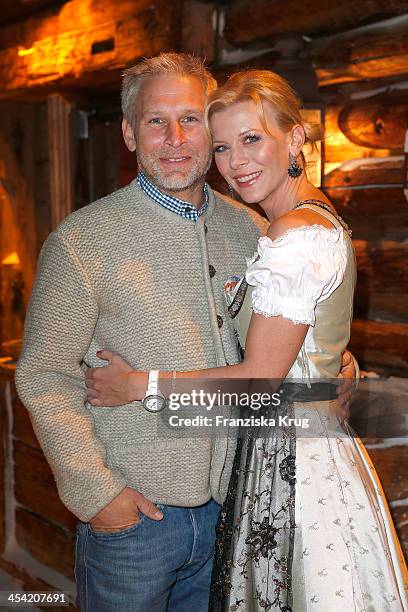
[262,223,345,248]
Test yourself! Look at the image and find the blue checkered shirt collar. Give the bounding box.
[136,172,209,221]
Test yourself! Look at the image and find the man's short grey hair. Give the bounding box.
[121,52,218,128]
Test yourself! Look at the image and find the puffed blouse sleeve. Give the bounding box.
[245,226,348,326]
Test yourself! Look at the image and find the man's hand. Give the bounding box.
[89,487,163,533]
[337,350,358,424]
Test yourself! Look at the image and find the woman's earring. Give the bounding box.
[288,153,303,179]
[227,183,234,197]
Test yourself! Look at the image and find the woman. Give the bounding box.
[86,70,408,611]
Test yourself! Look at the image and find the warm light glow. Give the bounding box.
[18,47,35,57]
[2,252,20,266]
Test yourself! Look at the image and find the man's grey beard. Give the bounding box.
[137,149,212,195]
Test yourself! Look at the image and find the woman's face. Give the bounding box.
[210,99,291,205]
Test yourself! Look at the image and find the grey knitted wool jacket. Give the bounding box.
[16,180,267,522]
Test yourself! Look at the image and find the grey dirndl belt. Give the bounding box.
[279,382,339,403]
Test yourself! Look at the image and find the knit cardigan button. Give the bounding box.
[209,264,216,278]
[217,315,223,328]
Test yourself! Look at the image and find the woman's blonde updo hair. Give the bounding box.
[206,69,323,161]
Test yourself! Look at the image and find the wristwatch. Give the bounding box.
[142,370,166,413]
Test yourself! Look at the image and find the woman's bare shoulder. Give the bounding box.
[267,207,336,241]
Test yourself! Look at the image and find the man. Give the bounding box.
[16,53,355,611]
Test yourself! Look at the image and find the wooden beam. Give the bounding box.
[321,77,407,106]
[0,1,66,28]
[353,239,408,323]
[0,115,37,341]
[353,240,408,322]
[325,185,408,242]
[349,319,408,375]
[33,101,52,250]
[47,94,74,229]
[15,507,75,580]
[338,96,408,152]
[0,378,9,554]
[324,187,408,218]
[87,116,120,204]
[0,0,182,99]
[344,213,408,242]
[354,240,408,295]
[310,16,408,86]
[316,55,408,88]
[223,0,406,45]
[14,440,76,530]
[324,105,393,167]
[354,291,408,324]
[324,156,404,188]
[181,0,216,62]
[11,383,40,449]
[365,446,408,503]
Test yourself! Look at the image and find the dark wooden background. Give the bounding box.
[0,0,407,605]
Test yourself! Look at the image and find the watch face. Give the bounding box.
[143,394,166,413]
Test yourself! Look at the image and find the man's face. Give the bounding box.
[123,74,212,199]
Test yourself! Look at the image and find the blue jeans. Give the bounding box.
[75,499,221,612]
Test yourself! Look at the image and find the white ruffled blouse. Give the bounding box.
[245,225,348,326]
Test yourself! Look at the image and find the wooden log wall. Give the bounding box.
[0,0,407,594]
[0,0,405,378]
[0,102,48,346]
[203,4,408,377]
[313,20,408,376]
[0,368,77,606]
[0,0,182,99]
